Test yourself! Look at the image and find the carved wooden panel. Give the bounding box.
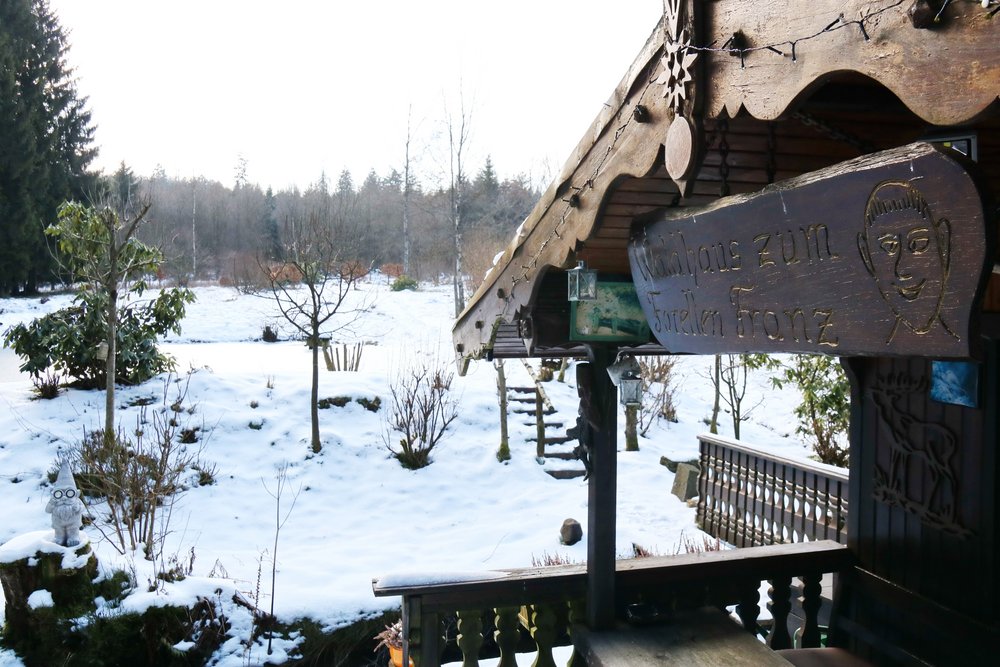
[702,0,1000,125]
[629,142,990,357]
[846,342,998,623]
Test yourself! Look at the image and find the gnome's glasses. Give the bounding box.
[52,489,77,499]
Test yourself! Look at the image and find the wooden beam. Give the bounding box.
[582,347,618,630]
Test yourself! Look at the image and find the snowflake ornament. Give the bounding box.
[656,0,698,113]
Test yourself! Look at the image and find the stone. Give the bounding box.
[671,462,700,502]
[560,518,583,546]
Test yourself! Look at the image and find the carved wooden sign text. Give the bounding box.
[628,142,989,357]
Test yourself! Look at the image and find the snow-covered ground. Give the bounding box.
[0,278,809,665]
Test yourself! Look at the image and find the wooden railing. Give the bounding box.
[697,434,849,548]
[372,540,853,667]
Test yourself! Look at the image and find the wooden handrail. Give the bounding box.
[372,541,854,666]
[697,434,849,547]
[372,541,849,605]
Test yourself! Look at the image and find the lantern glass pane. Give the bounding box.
[620,377,642,407]
[579,270,598,300]
[568,272,581,301]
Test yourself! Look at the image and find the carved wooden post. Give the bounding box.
[799,572,823,648]
[494,607,520,667]
[456,609,484,667]
[404,597,442,667]
[767,576,793,650]
[582,347,617,630]
[566,598,586,667]
[402,597,418,667]
[529,604,558,667]
[735,579,761,636]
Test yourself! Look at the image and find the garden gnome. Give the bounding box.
[46,461,84,547]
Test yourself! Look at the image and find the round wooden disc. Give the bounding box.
[664,116,694,181]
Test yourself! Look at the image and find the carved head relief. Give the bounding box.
[858,181,953,342]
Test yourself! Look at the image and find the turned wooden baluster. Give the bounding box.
[767,576,793,650]
[528,604,558,667]
[736,579,761,636]
[799,572,823,648]
[494,607,520,667]
[456,610,484,667]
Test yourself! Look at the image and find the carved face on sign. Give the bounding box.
[859,182,952,342]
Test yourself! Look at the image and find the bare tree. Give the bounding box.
[263,214,370,453]
[707,354,764,440]
[444,86,473,317]
[403,105,414,277]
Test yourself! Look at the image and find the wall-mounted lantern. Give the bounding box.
[607,353,643,407]
[96,341,109,362]
[567,261,597,302]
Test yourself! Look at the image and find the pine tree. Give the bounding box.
[0,0,97,295]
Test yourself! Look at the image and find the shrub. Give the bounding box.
[767,354,850,466]
[356,396,381,412]
[261,324,279,342]
[3,287,194,388]
[73,373,211,560]
[384,359,459,469]
[31,371,63,399]
[638,356,679,434]
[317,396,351,409]
[390,275,418,292]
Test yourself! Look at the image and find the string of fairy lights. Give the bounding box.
[684,0,998,68]
[462,0,997,356]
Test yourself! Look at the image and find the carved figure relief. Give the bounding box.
[870,372,971,538]
[858,181,957,345]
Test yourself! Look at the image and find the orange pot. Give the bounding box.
[388,645,414,667]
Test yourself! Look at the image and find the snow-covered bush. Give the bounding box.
[384,359,458,469]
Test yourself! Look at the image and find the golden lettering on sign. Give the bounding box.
[729,284,840,347]
[858,181,958,344]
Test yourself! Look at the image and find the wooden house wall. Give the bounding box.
[844,338,999,660]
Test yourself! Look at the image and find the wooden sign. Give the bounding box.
[628,143,990,358]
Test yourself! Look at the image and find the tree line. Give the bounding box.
[130,158,537,294]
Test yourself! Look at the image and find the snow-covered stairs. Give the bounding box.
[507,371,587,480]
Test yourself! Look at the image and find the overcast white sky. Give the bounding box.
[48,1,663,192]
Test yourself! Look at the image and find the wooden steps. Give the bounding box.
[506,378,586,480]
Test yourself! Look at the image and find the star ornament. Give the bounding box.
[656,31,697,113]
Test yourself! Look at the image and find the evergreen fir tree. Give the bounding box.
[0,0,97,294]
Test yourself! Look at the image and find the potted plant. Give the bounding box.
[374,620,413,667]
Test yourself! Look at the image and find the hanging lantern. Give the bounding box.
[96,341,109,361]
[567,261,597,302]
[607,354,643,407]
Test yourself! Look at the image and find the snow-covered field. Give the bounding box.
[0,278,809,665]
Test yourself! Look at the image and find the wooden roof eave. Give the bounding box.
[452,16,670,374]
[705,0,1000,125]
[453,0,1000,375]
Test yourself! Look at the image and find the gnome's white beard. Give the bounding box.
[52,501,79,523]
